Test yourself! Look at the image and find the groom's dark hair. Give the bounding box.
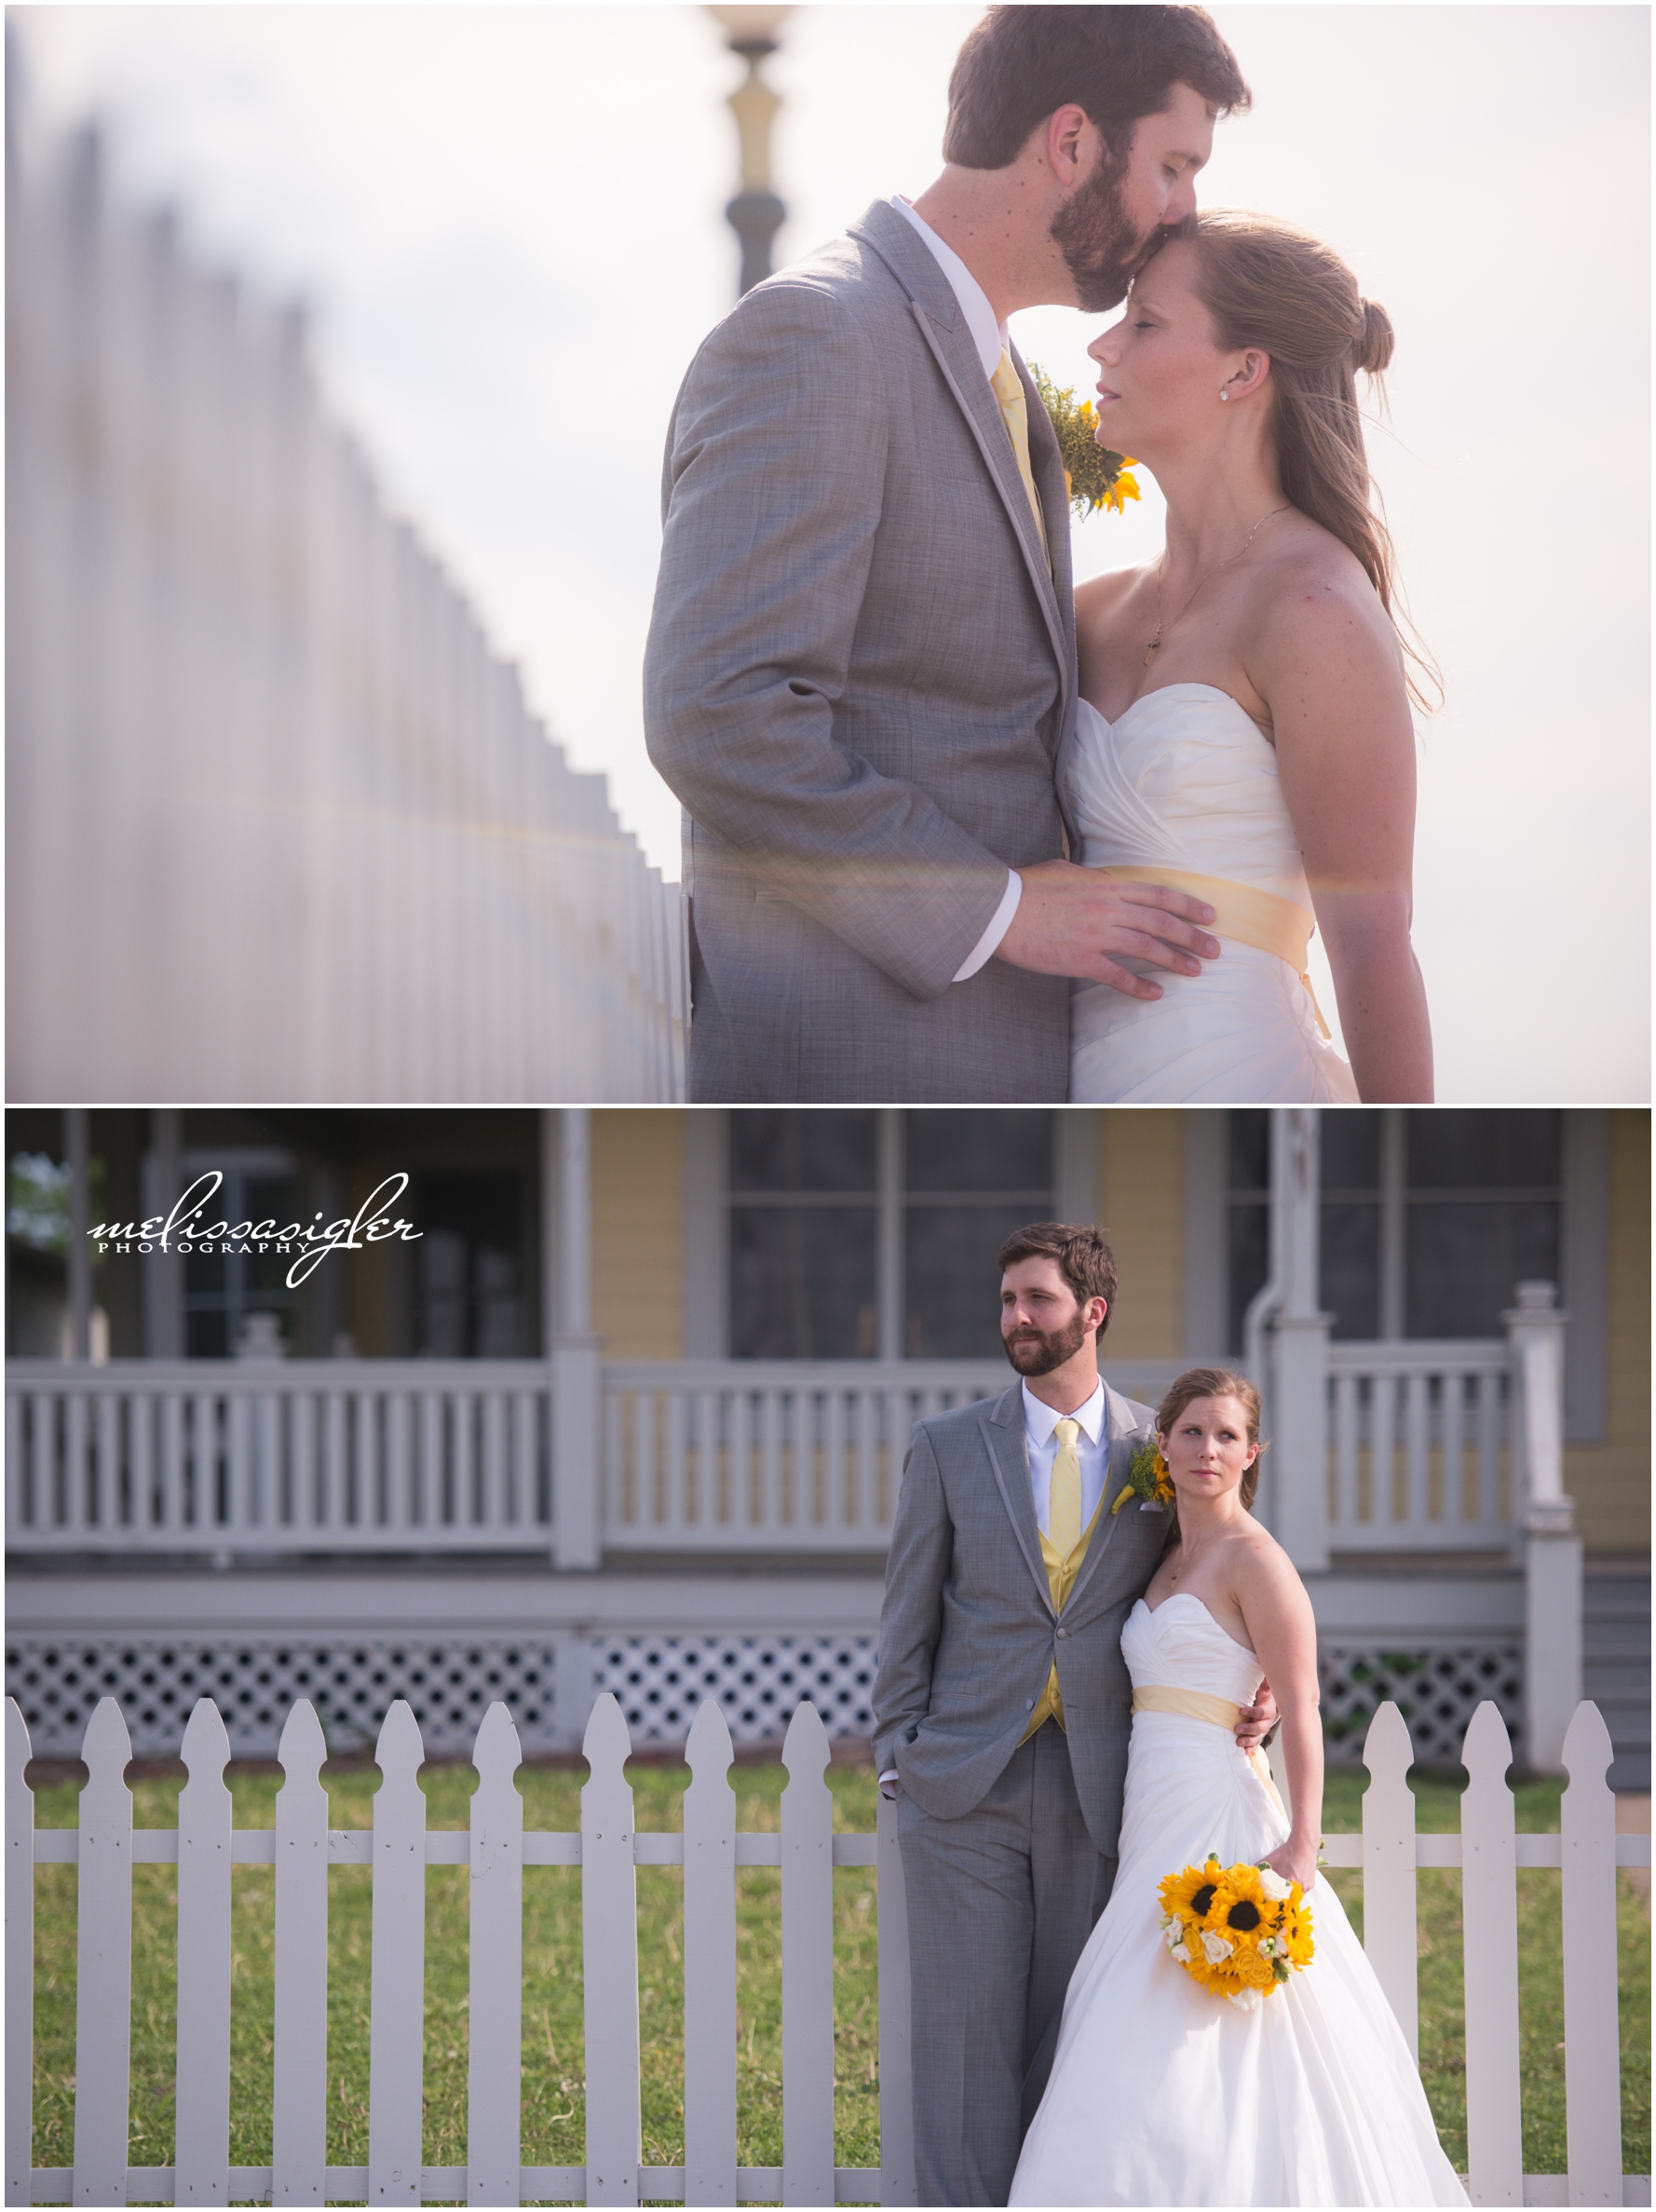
[943,6,1250,170]
[997,1222,1119,1338]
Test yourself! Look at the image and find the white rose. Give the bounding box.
[1169,1942,1191,1963]
[1258,1867,1292,1903]
[1201,1930,1235,1964]
[1228,1988,1262,2013]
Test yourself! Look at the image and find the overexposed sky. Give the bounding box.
[10,4,1650,1102]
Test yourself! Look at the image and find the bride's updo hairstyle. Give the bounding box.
[1147,210,1440,708]
[1155,1366,1266,1511]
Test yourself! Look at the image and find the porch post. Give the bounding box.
[548,1109,603,1571]
[64,1108,92,1363]
[1267,1110,1330,1571]
[1508,1281,1579,1772]
[147,1108,185,1359]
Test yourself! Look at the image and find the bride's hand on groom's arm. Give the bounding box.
[995,860,1221,997]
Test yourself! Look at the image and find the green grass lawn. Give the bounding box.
[24,1757,1650,2207]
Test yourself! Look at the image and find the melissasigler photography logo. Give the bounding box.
[89,1172,422,1288]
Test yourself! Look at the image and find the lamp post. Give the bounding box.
[707,5,792,295]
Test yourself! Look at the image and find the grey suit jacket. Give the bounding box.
[644,199,1080,1103]
[872,1378,1174,1860]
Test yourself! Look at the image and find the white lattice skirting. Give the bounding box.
[1320,1643,1526,1767]
[4,1633,881,1759]
[7,1633,1523,1765]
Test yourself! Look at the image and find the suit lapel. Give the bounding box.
[976,1385,1054,1618]
[848,204,1071,711]
[1065,1382,1154,1614]
[1016,344,1079,835]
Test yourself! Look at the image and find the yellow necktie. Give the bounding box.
[989,349,1051,568]
[1049,1418,1082,1559]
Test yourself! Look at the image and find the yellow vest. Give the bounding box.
[1020,1487,1108,1742]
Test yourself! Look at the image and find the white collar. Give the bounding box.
[889,194,1007,381]
[1022,1377,1106,1448]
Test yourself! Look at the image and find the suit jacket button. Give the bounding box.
[1055,1627,1067,1639]
[1026,1698,1035,1709]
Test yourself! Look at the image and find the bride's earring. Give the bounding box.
[1219,387,1229,401]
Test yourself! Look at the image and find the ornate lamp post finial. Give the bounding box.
[707,6,792,296]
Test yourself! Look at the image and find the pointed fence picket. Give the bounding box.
[780,1703,836,2208]
[175,1700,234,2206]
[367,1703,427,2207]
[581,1695,641,2207]
[683,1700,738,2206]
[7,1692,1649,2208]
[73,1698,134,2208]
[1560,1703,1622,2206]
[467,1703,523,2210]
[272,1701,329,2206]
[1464,1703,1525,2206]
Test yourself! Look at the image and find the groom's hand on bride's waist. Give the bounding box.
[995,860,1221,998]
[1235,1679,1280,1753]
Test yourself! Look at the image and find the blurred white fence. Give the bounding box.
[6,76,685,1101]
[5,1692,1649,2208]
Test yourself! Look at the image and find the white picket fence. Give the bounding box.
[7,73,685,1104]
[6,1693,1649,2208]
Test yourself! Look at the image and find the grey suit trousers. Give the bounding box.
[897,1722,1116,2207]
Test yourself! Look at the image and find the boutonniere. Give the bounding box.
[1029,363,1142,519]
[1111,1438,1175,1513]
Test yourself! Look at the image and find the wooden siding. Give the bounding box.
[1096,1111,1185,1358]
[1566,1109,1650,1554]
[591,1114,685,1361]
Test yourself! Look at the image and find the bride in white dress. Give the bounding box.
[1061,212,1436,1104]
[1010,1370,1467,2207]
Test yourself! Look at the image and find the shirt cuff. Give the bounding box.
[878,1768,900,1798]
[952,869,1022,982]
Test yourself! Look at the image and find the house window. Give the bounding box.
[1227,1110,1563,1346]
[414,1172,531,1357]
[725,1111,1056,1360]
[179,1154,300,1358]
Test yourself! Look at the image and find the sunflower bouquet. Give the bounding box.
[1158,1855,1314,2012]
[1111,1438,1175,1513]
[1029,363,1141,520]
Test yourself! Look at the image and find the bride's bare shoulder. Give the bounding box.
[1075,561,1153,629]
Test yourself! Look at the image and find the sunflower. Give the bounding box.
[1030,363,1139,521]
[1158,1856,1314,2002]
[1159,1857,1224,1922]
[1114,1440,1177,1513]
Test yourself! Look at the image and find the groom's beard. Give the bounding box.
[1001,1305,1092,1377]
[1049,140,1160,314]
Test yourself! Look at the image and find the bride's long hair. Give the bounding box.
[1149,210,1443,711]
[1155,1366,1266,1512]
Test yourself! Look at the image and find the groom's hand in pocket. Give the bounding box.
[996,860,1220,997]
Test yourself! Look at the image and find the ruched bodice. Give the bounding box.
[1064,685,1359,1105]
[1068,685,1316,911]
[1122,1594,1266,1706]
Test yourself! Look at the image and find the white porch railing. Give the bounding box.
[6,1691,1649,2208]
[1323,1339,1515,1553]
[4,1361,553,1555]
[4,1318,1564,1566]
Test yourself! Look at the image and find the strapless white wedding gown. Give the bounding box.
[1010,1596,1468,2207]
[1066,684,1360,1103]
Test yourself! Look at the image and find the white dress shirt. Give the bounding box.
[890,193,1025,983]
[1022,1377,1111,1538]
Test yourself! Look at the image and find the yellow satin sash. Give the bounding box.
[1132,1683,1288,1821]
[1098,863,1332,1041]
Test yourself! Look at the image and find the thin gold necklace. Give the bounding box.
[1143,505,1291,669]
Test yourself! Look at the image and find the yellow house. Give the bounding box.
[5,1107,1648,1785]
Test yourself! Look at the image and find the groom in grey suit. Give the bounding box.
[874,1222,1273,2205]
[645,7,1248,1101]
